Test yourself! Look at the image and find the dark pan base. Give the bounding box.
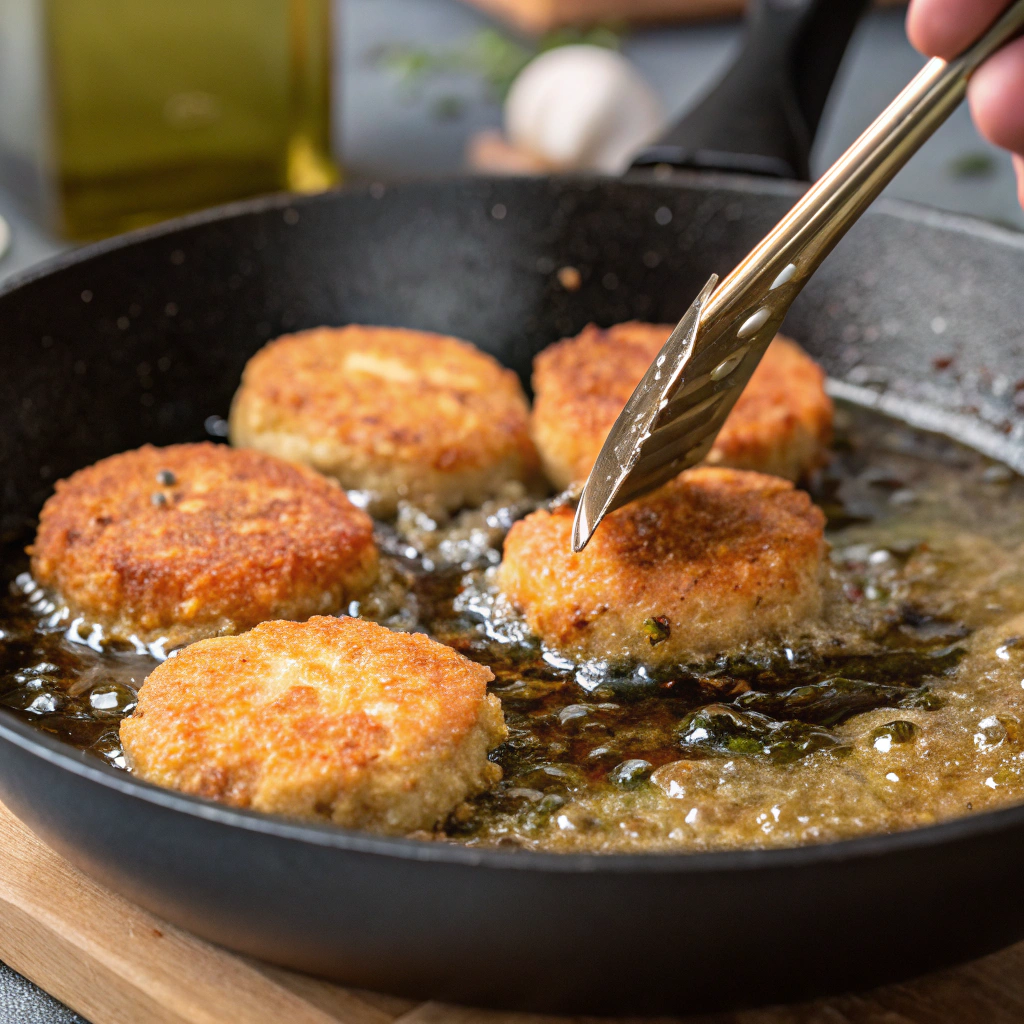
[2,176,1024,1014]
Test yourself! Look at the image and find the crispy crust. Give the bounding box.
[704,332,834,480]
[120,616,507,833]
[498,467,826,665]
[530,323,833,489]
[229,325,540,516]
[30,443,378,646]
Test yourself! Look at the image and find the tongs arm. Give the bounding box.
[573,0,1024,552]
[703,0,1024,336]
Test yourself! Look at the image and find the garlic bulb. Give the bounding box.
[505,45,664,174]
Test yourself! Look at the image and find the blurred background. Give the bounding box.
[1,0,1023,289]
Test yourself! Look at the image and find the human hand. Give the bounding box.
[907,0,1024,205]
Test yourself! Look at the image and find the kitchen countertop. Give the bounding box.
[2,0,1022,289]
[1,1,1022,1020]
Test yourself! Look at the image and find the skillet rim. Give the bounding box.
[3,170,1024,874]
[3,170,1024,305]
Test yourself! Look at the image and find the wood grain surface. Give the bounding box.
[461,0,745,33]
[457,0,905,33]
[0,797,1021,1024]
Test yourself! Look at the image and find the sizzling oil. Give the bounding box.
[4,404,1024,853]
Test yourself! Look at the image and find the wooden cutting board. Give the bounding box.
[462,0,746,33]
[459,0,905,34]
[1,797,1024,1024]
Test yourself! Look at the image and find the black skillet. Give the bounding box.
[3,0,1024,1014]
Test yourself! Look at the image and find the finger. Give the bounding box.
[967,36,1024,154]
[1013,154,1024,207]
[907,0,1011,59]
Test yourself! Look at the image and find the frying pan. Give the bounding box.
[2,0,1024,1014]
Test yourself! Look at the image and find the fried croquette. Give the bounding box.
[530,322,833,489]
[30,443,378,647]
[498,467,827,665]
[120,616,507,833]
[229,325,540,517]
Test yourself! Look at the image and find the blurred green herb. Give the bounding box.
[948,151,997,179]
[431,95,466,122]
[376,25,622,105]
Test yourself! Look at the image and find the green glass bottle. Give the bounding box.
[0,0,338,239]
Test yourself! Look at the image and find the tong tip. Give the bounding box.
[568,273,719,553]
[570,495,592,553]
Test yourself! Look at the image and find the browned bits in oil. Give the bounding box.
[557,266,582,291]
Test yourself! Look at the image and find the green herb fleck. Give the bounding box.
[642,616,671,647]
[678,704,844,765]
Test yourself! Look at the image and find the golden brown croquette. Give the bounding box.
[30,443,378,647]
[229,325,540,517]
[703,333,834,481]
[120,616,507,833]
[530,323,832,489]
[497,467,827,665]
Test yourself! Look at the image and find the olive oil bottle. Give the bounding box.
[0,0,337,239]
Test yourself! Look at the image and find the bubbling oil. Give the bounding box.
[4,404,1024,853]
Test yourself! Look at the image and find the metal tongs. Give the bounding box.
[573,0,1024,551]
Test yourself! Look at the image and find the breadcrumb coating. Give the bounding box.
[230,325,540,516]
[498,467,827,665]
[30,443,377,646]
[530,323,832,489]
[120,616,507,833]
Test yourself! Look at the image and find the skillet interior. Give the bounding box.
[2,174,1024,1013]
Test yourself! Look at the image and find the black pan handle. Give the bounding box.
[632,0,871,179]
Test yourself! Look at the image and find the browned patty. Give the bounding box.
[229,325,540,516]
[498,467,827,665]
[120,616,507,833]
[30,443,378,647]
[530,323,833,489]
